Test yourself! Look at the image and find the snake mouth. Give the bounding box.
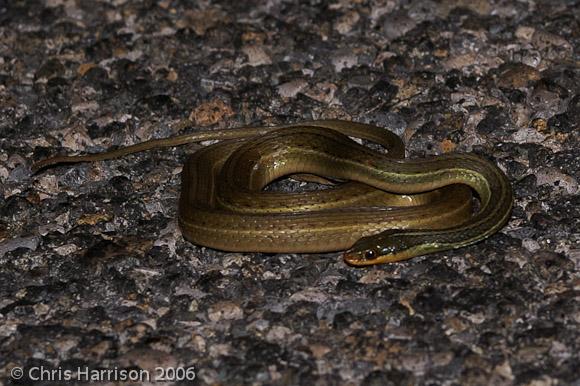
[343,244,383,265]
[343,233,427,266]
[343,248,419,266]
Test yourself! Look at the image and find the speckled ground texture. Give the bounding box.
[1,0,579,385]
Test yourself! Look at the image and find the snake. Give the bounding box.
[32,119,513,266]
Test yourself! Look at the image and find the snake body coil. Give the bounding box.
[32,120,513,266]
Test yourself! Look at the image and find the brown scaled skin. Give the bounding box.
[32,120,512,266]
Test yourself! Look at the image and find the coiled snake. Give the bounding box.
[32,119,513,266]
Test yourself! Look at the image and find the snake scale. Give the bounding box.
[32,119,513,266]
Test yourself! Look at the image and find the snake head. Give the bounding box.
[343,230,422,266]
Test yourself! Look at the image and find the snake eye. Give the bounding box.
[364,250,376,260]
